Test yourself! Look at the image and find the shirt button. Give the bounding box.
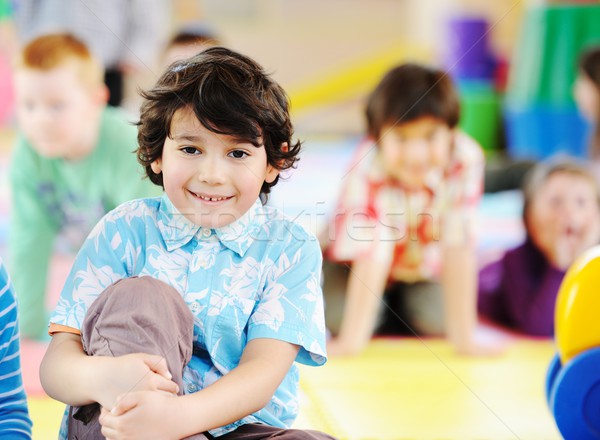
[190,302,200,313]
[186,383,197,393]
[201,228,212,238]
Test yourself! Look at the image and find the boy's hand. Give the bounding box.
[99,391,188,440]
[453,330,508,357]
[95,353,179,410]
[455,339,506,356]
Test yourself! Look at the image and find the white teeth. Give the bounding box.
[193,192,226,202]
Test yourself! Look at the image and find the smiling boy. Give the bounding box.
[40,47,334,440]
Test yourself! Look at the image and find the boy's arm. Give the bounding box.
[104,338,300,439]
[444,134,503,354]
[442,245,502,355]
[442,244,476,353]
[40,332,179,409]
[8,140,57,339]
[327,257,390,356]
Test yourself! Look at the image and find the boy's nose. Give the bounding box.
[31,108,55,128]
[197,157,226,185]
[555,205,577,225]
[403,139,430,161]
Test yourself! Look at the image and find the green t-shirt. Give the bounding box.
[8,106,160,334]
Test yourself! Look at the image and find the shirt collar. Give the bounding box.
[157,193,265,256]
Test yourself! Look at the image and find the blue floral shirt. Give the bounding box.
[50,194,327,438]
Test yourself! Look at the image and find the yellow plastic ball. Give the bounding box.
[555,245,600,364]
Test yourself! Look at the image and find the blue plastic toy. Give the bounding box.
[546,246,600,439]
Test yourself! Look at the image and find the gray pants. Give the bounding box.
[68,276,201,439]
[322,261,445,337]
[67,276,336,440]
[207,424,336,439]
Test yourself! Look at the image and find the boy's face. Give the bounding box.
[14,64,105,159]
[528,172,600,259]
[573,71,599,122]
[151,107,279,228]
[378,117,453,189]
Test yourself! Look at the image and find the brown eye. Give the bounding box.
[181,146,199,155]
[229,150,248,159]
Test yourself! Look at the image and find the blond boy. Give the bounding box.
[9,33,158,341]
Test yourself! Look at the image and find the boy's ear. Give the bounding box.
[265,142,288,183]
[150,159,162,174]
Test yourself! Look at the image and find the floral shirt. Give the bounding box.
[324,132,483,282]
[49,194,327,438]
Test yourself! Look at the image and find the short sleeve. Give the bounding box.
[248,225,327,366]
[49,206,136,331]
[442,132,484,246]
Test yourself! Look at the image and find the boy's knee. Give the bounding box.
[90,276,192,324]
[81,276,194,357]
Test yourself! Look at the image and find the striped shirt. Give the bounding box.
[0,258,32,439]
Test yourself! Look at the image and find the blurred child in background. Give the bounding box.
[573,45,600,163]
[162,21,220,68]
[9,33,158,341]
[0,257,32,439]
[322,63,497,356]
[478,159,600,336]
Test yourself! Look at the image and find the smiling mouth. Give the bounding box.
[189,191,233,202]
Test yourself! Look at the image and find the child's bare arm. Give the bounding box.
[443,245,502,355]
[40,332,179,409]
[101,338,300,439]
[327,258,390,356]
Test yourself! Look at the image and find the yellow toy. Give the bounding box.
[546,245,600,439]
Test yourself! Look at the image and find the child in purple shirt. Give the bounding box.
[478,159,600,336]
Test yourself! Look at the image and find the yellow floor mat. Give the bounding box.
[294,338,562,440]
[28,338,562,440]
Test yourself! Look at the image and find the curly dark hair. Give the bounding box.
[365,63,460,140]
[136,47,301,201]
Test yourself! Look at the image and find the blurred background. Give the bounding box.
[3,0,598,160]
[171,0,523,141]
[1,1,600,438]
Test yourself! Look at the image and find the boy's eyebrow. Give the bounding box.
[173,132,261,147]
[171,134,204,142]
